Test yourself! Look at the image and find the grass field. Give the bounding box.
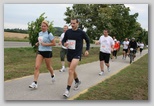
[4,32,29,42]
[75,54,148,100]
[4,47,98,81]
[4,32,29,38]
[4,47,124,81]
[4,32,60,42]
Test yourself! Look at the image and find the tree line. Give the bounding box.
[64,4,148,44]
[4,28,28,34]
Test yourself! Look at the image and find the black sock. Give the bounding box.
[75,78,79,83]
[51,75,54,78]
[67,85,71,91]
[34,81,37,84]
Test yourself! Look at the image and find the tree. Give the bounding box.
[54,27,63,36]
[64,4,142,43]
[28,13,55,52]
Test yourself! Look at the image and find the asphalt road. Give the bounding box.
[4,49,148,100]
[4,41,31,48]
[4,41,100,48]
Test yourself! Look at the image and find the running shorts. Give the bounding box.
[67,52,81,62]
[99,51,110,63]
[123,49,128,53]
[38,51,52,58]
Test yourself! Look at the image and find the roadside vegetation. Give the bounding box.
[75,54,148,100]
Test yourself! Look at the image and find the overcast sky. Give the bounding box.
[4,4,148,31]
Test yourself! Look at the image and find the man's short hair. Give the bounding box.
[71,18,79,23]
[104,29,109,33]
[63,25,68,28]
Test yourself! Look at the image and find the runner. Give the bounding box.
[62,18,90,98]
[58,25,68,72]
[122,38,129,59]
[29,20,56,88]
[95,29,114,76]
[139,42,144,55]
[112,39,120,59]
[112,36,116,40]
[110,36,115,60]
[137,41,140,53]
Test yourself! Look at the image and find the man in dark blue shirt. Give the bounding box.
[62,18,90,98]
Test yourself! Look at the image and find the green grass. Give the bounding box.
[75,54,148,100]
[4,47,124,81]
[4,47,95,81]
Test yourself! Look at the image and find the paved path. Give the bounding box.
[4,41,31,48]
[4,41,99,48]
[4,49,148,100]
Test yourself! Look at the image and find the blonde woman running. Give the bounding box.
[29,20,56,88]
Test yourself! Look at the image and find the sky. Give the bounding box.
[4,4,148,31]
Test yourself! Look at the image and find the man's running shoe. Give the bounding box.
[59,68,66,72]
[63,89,70,98]
[29,82,38,88]
[51,74,55,82]
[107,67,111,72]
[99,71,104,76]
[74,81,81,90]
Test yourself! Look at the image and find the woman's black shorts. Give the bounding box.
[38,51,52,58]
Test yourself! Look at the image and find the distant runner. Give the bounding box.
[59,25,68,72]
[95,29,114,76]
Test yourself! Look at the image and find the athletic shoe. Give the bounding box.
[107,67,111,72]
[59,68,66,72]
[51,74,55,82]
[99,71,104,76]
[74,81,81,90]
[59,68,63,72]
[29,82,38,88]
[63,68,66,72]
[63,89,70,98]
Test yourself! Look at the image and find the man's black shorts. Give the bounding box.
[99,51,110,63]
[67,52,81,62]
[123,49,128,53]
[38,51,52,58]
[140,48,143,53]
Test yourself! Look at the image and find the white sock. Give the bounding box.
[62,66,65,69]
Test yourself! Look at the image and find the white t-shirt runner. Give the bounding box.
[60,33,67,49]
[123,41,129,49]
[140,43,144,49]
[99,35,114,54]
